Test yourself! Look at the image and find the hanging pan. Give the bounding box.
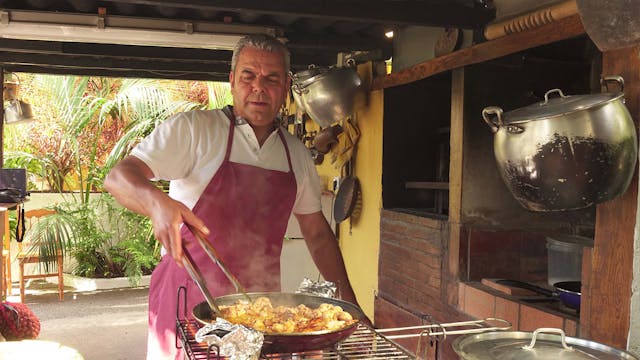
[334,160,360,223]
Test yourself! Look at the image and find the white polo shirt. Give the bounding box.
[131,109,322,215]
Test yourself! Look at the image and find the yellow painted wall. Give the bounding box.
[306,64,383,318]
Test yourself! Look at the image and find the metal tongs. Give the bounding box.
[181,225,251,318]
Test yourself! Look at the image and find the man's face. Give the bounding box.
[229,46,290,128]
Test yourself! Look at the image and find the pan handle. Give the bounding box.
[495,279,554,297]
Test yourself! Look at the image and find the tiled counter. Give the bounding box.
[458,282,579,336]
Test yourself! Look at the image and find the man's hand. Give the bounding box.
[105,155,209,264]
[148,196,209,263]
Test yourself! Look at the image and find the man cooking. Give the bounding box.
[104,34,364,359]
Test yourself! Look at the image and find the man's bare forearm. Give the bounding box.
[296,212,357,303]
[104,156,167,218]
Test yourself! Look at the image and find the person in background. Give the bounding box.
[104,33,365,359]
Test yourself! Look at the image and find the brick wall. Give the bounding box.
[376,209,550,359]
[462,228,548,283]
[378,209,447,313]
[377,209,468,360]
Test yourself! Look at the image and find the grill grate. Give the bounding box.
[177,318,416,360]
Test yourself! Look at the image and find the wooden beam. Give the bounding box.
[373,13,585,90]
[404,181,449,190]
[0,38,341,73]
[0,51,230,81]
[0,38,231,62]
[0,65,228,82]
[102,0,495,28]
[586,45,640,349]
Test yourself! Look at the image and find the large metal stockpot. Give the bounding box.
[482,76,638,211]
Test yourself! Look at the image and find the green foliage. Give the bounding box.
[5,73,231,283]
[206,82,233,110]
[27,195,160,284]
[23,211,77,269]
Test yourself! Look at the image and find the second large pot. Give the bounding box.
[482,76,638,211]
[453,328,639,359]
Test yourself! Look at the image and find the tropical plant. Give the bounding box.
[25,194,159,285]
[5,74,230,282]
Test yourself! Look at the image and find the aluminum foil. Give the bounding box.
[296,277,337,298]
[195,318,263,360]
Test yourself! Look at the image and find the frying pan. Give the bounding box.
[192,292,365,354]
[334,176,360,223]
[554,281,581,310]
[495,279,581,310]
[334,160,360,223]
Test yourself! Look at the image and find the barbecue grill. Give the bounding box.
[175,287,510,359]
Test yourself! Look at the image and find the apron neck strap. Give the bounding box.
[221,105,236,162]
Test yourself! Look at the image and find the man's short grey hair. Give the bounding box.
[231,34,290,73]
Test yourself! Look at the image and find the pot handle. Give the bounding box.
[291,82,308,95]
[543,88,568,104]
[601,75,625,93]
[522,328,574,351]
[482,106,504,133]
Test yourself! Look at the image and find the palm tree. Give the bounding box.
[103,79,209,172]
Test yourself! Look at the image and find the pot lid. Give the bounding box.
[546,234,594,248]
[501,89,624,124]
[452,329,639,360]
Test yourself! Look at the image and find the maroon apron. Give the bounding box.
[146,107,297,359]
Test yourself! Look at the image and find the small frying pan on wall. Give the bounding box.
[334,160,360,223]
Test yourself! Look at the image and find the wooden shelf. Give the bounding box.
[405,181,449,190]
[372,13,586,90]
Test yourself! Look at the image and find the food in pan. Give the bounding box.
[218,296,357,333]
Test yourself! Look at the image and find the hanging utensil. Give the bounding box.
[331,116,360,170]
[314,124,343,154]
[333,159,360,223]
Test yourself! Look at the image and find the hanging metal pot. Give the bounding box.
[289,65,326,112]
[453,328,639,359]
[4,99,35,124]
[291,60,362,128]
[482,76,638,211]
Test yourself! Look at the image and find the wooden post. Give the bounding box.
[0,208,5,299]
[584,45,640,348]
[446,68,464,306]
[1,69,4,168]
[0,69,4,299]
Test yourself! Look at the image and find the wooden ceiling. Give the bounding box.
[0,0,495,80]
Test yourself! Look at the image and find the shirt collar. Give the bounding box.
[227,106,279,133]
